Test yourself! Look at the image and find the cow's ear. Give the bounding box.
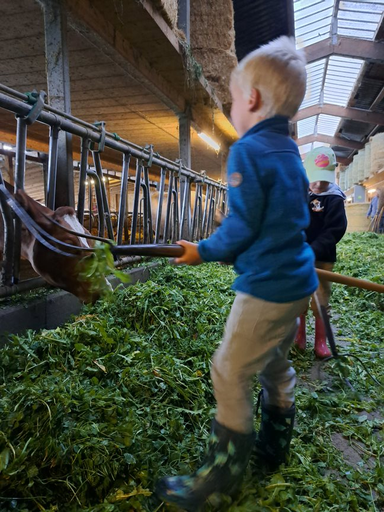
[54,206,76,219]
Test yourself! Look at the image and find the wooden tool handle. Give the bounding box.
[112,244,184,258]
[316,268,384,293]
[111,244,384,294]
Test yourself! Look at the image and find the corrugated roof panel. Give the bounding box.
[294,0,333,48]
[317,114,342,135]
[338,1,384,40]
[298,143,313,155]
[323,56,364,106]
[301,59,326,108]
[313,141,330,149]
[297,115,318,138]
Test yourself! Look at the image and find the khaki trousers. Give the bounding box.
[211,292,309,434]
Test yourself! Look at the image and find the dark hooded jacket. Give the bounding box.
[306,183,347,263]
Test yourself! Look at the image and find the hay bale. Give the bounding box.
[151,0,178,29]
[190,0,237,109]
[345,203,370,233]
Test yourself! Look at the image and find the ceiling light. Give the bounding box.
[198,132,220,152]
[368,189,376,194]
[3,144,13,151]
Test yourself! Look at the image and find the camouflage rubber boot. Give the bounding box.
[156,420,254,511]
[254,392,295,471]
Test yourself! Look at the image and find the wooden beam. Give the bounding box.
[66,0,230,145]
[305,37,384,64]
[370,86,384,111]
[337,156,352,166]
[293,104,384,125]
[66,0,185,114]
[296,134,364,150]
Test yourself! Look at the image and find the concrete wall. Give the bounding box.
[0,264,158,347]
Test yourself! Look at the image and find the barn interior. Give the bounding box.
[0,2,383,511]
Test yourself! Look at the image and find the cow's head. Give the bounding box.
[0,186,101,303]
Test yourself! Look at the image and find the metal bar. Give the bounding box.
[154,168,166,243]
[0,277,47,299]
[0,181,15,286]
[202,184,211,238]
[12,116,27,284]
[143,166,153,244]
[88,171,105,237]
[172,178,179,243]
[46,125,59,210]
[77,137,90,224]
[163,172,174,243]
[178,110,191,239]
[88,182,93,233]
[140,183,149,244]
[92,151,114,240]
[179,176,190,240]
[0,91,226,189]
[130,159,142,244]
[117,153,130,245]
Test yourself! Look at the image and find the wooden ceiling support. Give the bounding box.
[65,0,232,145]
[293,104,384,126]
[305,37,384,64]
[296,134,364,150]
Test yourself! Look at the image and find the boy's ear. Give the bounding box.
[249,88,261,112]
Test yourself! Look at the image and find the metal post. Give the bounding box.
[0,175,15,287]
[155,168,166,243]
[13,116,27,284]
[117,153,130,245]
[92,152,114,240]
[179,110,191,238]
[39,0,74,208]
[221,145,229,183]
[77,137,90,224]
[163,172,174,242]
[178,0,190,43]
[130,159,142,244]
[46,124,59,210]
[143,167,153,243]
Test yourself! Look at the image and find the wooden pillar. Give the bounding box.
[39,0,74,208]
[179,110,191,238]
[221,145,229,183]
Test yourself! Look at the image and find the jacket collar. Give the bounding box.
[241,116,290,139]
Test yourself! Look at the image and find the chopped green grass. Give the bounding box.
[0,233,383,511]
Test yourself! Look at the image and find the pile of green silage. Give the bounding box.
[0,233,383,512]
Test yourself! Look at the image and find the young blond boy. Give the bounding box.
[156,36,318,510]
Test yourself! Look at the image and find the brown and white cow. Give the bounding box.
[0,183,102,303]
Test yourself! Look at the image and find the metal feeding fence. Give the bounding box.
[0,85,228,297]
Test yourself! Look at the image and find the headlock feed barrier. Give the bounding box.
[0,84,228,297]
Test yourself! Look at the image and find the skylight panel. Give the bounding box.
[323,56,364,106]
[317,114,341,135]
[297,116,318,138]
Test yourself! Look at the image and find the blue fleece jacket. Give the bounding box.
[198,116,318,303]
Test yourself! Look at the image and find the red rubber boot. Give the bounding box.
[294,315,306,351]
[314,317,331,359]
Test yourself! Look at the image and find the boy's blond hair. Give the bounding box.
[231,36,306,119]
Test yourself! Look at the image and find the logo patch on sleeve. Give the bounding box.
[228,172,243,188]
